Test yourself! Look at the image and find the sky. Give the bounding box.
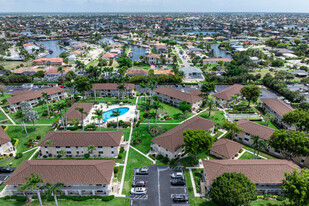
[0,0,309,13]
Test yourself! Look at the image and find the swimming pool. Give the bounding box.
[102,107,130,121]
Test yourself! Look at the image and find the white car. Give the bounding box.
[171,172,184,179]
[131,187,147,195]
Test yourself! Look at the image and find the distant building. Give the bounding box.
[125,69,148,77]
[209,138,243,159]
[203,58,232,64]
[213,84,243,108]
[0,127,15,156]
[93,83,135,98]
[179,67,203,80]
[33,58,63,66]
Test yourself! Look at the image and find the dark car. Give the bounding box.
[135,168,149,175]
[173,194,188,202]
[171,179,185,186]
[0,167,15,173]
[175,84,179,87]
[182,84,186,87]
[132,180,146,187]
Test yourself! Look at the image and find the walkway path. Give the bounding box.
[175,46,189,67]
[22,147,38,154]
[188,168,201,197]
[0,107,15,125]
[130,145,155,163]
[119,97,139,195]
[28,147,40,160]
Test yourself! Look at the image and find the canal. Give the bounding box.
[37,40,66,58]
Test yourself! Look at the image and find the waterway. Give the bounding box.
[129,46,146,62]
[37,40,66,58]
[210,43,233,59]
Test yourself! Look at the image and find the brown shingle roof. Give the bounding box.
[5,160,115,185]
[126,69,148,75]
[7,87,65,105]
[237,120,275,140]
[38,131,123,147]
[93,83,135,91]
[11,90,34,97]
[154,87,203,104]
[210,138,243,159]
[65,103,94,122]
[261,98,294,117]
[213,84,243,101]
[202,159,300,185]
[0,127,11,145]
[152,116,216,152]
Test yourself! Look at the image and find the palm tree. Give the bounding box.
[143,112,151,131]
[140,82,146,103]
[41,92,50,119]
[75,107,88,131]
[256,140,269,159]
[93,109,104,131]
[65,81,75,99]
[251,136,260,159]
[57,66,64,81]
[207,99,215,117]
[58,150,66,159]
[222,120,242,139]
[201,82,215,104]
[54,102,65,128]
[23,173,44,206]
[44,140,54,147]
[14,110,28,137]
[41,182,64,206]
[87,145,96,159]
[111,109,121,131]
[152,101,162,126]
[264,112,274,126]
[117,84,125,101]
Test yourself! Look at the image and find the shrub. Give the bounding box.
[118,153,123,159]
[102,195,115,201]
[162,157,169,163]
[157,155,163,160]
[15,152,23,159]
[57,155,62,158]
[1,125,8,131]
[264,194,272,199]
[120,147,124,153]
[276,196,286,201]
[148,154,155,160]
[170,158,176,165]
[9,153,13,157]
[239,149,243,153]
[67,126,79,131]
[3,196,27,202]
[114,167,119,174]
[36,135,41,140]
[132,139,142,145]
[193,159,199,165]
[12,138,19,147]
[84,153,90,158]
[43,155,47,158]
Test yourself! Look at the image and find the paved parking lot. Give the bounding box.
[130,165,189,206]
[0,172,14,186]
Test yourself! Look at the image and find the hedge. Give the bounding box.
[34,195,114,201]
[1,125,8,131]
[3,196,27,202]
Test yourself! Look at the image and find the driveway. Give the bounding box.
[130,165,189,206]
[175,47,190,67]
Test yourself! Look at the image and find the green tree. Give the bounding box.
[111,109,121,131]
[87,145,96,159]
[14,110,28,137]
[152,101,162,125]
[222,121,242,139]
[54,102,65,128]
[269,130,309,160]
[240,84,261,107]
[179,101,191,118]
[283,109,309,132]
[183,129,214,160]
[41,92,50,119]
[44,140,54,147]
[41,182,64,206]
[0,84,5,96]
[281,169,309,206]
[201,82,215,103]
[21,173,44,206]
[25,110,40,131]
[264,112,274,126]
[118,56,132,67]
[143,112,151,131]
[207,99,215,117]
[75,107,88,131]
[209,172,257,206]
[93,109,104,131]
[74,76,91,99]
[117,84,125,101]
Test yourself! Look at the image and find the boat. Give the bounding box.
[48,50,53,54]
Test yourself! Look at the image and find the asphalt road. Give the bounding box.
[130,165,189,206]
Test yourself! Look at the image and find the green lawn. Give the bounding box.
[239,151,262,160]
[0,94,11,102]
[0,110,9,123]
[184,169,194,195]
[131,124,178,154]
[192,169,203,193]
[117,166,124,182]
[254,121,279,130]
[0,149,36,168]
[0,61,32,70]
[189,197,292,206]
[243,145,277,159]
[122,148,153,195]
[199,110,225,125]
[95,127,131,141]
[213,131,223,139]
[0,197,130,206]
[5,126,52,153]
[138,97,194,123]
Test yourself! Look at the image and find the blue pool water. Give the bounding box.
[102,107,130,121]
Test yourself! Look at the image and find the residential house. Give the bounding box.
[7,87,66,112]
[260,98,294,129]
[179,67,203,80]
[213,84,243,108]
[101,53,119,60]
[154,44,168,53]
[0,127,15,156]
[201,159,300,195]
[38,131,123,158]
[33,58,63,66]
[23,43,40,54]
[11,68,40,76]
[154,69,175,76]
[154,87,203,110]
[125,69,148,77]
[151,116,216,160]
[203,58,232,64]
[209,138,243,159]
[147,54,161,65]
[64,103,94,124]
[93,83,135,98]
[44,68,71,79]
[4,160,117,196]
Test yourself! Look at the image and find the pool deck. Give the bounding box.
[85,103,137,125]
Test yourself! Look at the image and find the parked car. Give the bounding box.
[135,168,149,175]
[132,180,146,187]
[171,179,186,186]
[0,167,15,173]
[131,187,147,195]
[172,194,188,202]
[171,172,184,179]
